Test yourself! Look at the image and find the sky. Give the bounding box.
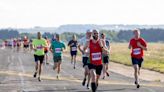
[0,0,164,28]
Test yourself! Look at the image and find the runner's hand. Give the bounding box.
[137,42,142,47]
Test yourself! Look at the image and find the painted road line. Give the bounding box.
[0,70,163,88]
[18,56,25,87]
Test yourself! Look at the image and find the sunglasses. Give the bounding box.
[94,33,98,35]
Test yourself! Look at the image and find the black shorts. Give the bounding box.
[82,57,89,67]
[132,57,143,67]
[103,56,109,64]
[17,44,21,47]
[71,51,77,57]
[88,64,103,75]
[24,45,29,48]
[34,55,44,64]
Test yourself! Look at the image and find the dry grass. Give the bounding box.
[110,43,164,73]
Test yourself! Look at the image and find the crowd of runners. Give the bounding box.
[0,29,147,92]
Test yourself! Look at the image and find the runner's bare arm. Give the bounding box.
[32,45,37,51]
[50,46,53,53]
[128,44,132,49]
[83,41,89,52]
[99,40,109,53]
[78,44,84,54]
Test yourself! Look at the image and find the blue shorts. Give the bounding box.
[131,57,143,67]
[70,51,77,57]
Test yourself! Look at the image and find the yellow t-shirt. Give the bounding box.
[32,38,47,56]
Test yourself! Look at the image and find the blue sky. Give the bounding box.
[0,0,164,28]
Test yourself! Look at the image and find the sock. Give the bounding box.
[91,82,97,92]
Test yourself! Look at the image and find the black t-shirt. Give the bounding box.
[68,40,78,52]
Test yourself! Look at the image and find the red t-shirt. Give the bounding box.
[89,40,102,65]
[24,38,28,45]
[129,38,147,59]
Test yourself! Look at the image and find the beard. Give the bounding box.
[93,35,98,40]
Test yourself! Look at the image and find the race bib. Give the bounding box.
[36,45,43,50]
[133,48,141,55]
[71,47,77,51]
[92,52,101,61]
[55,48,61,53]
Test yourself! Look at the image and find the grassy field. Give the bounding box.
[110,43,164,73]
[65,43,164,73]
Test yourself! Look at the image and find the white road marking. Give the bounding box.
[18,56,25,88]
[143,87,157,92]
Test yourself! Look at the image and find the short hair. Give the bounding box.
[133,29,140,34]
[56,34,59,38]
[92,29,99,33]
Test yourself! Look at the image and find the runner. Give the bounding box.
[16,38,21,52]
[4,40,8,47]
[51,34,56,42]
[13,38,17,51]
[50,34,66,79]
[23,36,29,52]
[68,34,78,69]
[32,32,47,82]
[29,39,33,52]
[8,38,13,49]
[78,30,92,89]
[44,36,50,65]
[128,29,147,88]
[100,33,110,79]
[84,29,109,92]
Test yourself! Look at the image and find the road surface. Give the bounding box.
[0,48,164,92]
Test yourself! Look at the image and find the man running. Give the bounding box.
[16,38,21,52]
[32,32,47,82]
[13,38,17,51]
[44,36,50,65]
[23,36,29,52]
[84,29,109,92]
[100,33,110,79]
[50,34,66,79]
[78,30,92,89]
[68,34,78,69]
[128,29,147,88]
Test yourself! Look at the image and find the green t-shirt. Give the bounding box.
[32,38,47,56]
[51,41,65,56]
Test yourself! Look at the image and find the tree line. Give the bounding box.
[0,28,164,42]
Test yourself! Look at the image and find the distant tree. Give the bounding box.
[0,29,19,39]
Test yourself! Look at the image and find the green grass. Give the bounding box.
[110,43,164,73]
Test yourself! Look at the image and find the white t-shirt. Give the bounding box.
[79,36,90,57]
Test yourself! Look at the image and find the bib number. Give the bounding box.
[133,48,141,55]
[36,45,43,50]
[92,52,101,61]
[55,48,61,53]
[71,47,77,51]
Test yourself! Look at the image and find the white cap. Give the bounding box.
[86,29,92,33]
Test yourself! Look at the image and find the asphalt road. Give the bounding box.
[0,48,164,92]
